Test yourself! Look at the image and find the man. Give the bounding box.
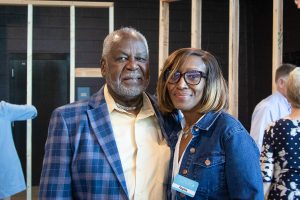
[0,101,37,199]
[250,63,296,152]
[39,27,178,200]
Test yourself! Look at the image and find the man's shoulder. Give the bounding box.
[56,99,89,111]
[254,93,283,111]
[52,100,90,119]
[54,90,105,115]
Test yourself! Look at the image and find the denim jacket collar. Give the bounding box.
[193,111,222,132]
[168,110,223,148]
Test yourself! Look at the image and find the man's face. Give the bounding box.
[101,34,149,101]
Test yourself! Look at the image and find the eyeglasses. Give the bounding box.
[165,70,207,85]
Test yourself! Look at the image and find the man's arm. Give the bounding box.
[250,104,272,152]
[0,101,37,121]
[39,108,72,199]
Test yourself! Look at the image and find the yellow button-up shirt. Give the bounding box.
[104,85,170,200]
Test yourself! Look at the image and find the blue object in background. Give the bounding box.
[77,87,90,100]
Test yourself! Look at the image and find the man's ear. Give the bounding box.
[278,77,288,89]
[277,78,284,88]
[100,58,106,77]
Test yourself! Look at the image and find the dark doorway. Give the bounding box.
[9,53,69,186]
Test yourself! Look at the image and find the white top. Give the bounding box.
[104,86,170,200]
[250,91,291,152]
[171,113,205,200]
[171,130,190,200]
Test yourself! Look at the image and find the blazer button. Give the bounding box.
[182,169,188,175]
[190,147,196,154]
[179,193,185,198]
[205,159,211,166]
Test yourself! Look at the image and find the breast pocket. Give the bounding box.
[193,154,225,193]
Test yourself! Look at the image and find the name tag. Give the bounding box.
[171,174,199,197]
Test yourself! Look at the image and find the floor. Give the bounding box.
[6,186,39,200]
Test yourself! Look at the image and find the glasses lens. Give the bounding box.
[185,71,201,85]
[169,71,181,83]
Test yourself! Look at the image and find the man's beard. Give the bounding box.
[107,77,148,98]
[112,84,146,97]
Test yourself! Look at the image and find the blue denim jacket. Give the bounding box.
[167,111,264,200]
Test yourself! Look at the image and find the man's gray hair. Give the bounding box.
[101,27,149,58]
[275,63,297,81]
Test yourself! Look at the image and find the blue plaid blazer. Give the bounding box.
[39,87,180,200]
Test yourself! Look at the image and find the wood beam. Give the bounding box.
[70,5,75,103]
[0,0,113,7]
[228,0,239,117]
[158,0,170,75]
[75,68,102,78]
[26,4,33,200]
[109,6,114,33]
[272,0,283,92]
[160,0,180,2]
[191,0,202,48]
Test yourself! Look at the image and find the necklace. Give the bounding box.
[115,101,143,111]
[182,125,191,139]
[115,103,137,111]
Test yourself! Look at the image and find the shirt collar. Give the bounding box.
[274,91,291,109]
[104,85,117,113]
[104,84,154,118]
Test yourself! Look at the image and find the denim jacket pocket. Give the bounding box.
[193,154,226,193]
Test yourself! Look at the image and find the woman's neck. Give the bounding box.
[182,111,202,127]
[288,107,300,120]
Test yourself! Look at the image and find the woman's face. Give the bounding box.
[167,55,207,112]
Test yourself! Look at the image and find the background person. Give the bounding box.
[0,101,37,199]
[250,63,296,152]
[157,48,263,200]
[39,27,177,200]
[260,67,300,200]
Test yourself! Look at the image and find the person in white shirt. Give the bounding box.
[0,101,37,199]
[250,63,297,152]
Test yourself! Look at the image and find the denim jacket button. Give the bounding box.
[190,147,196,154]
[194,127,199,132]
[182,169,188,175]
[205,159,211,166]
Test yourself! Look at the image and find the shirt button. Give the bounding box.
[190,147,196,154]
[205,159,211,166]
[179,193,185,198]
[182,169,188,175]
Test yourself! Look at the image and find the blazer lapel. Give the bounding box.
[87,88,128,197]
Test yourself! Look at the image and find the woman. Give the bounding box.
[157,48,263,199]
[260,67,300,200]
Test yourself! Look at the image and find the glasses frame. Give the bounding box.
[165,70,207,85]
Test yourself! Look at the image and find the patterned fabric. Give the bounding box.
[260,118,300,200]
[39,87,177,200]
